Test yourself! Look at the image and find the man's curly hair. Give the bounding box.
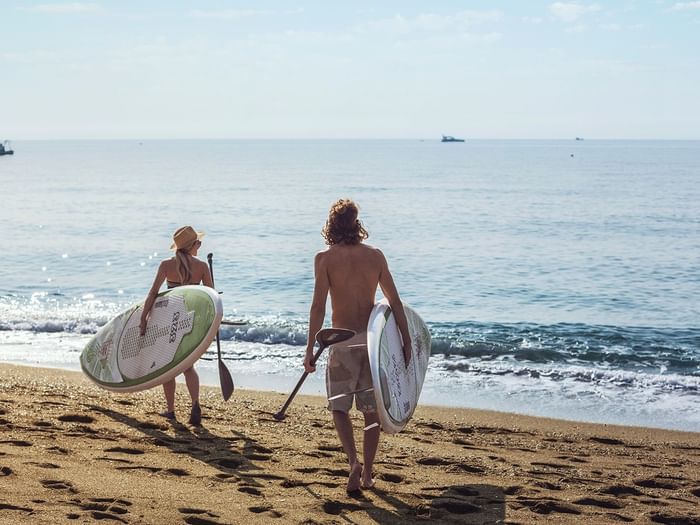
[321,198,369,246]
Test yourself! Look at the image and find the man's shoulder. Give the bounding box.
[324,243,382,255]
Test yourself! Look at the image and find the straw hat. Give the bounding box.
[170,226,205,250]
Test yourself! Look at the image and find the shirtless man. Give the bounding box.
[304,199,412,493]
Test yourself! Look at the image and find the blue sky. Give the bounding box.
[1,1,699,139]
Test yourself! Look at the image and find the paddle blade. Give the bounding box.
[315,328,356,348]
[219,361,234,401]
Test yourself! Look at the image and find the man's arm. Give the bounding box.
[304,252,330,373]
[139,262,167,336]
[377,250,412,365]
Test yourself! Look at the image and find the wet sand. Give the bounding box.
[1,363,699,524]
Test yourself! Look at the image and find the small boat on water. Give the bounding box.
[575,137,584,141]
[441,135,464,143]
[0,140,14,156]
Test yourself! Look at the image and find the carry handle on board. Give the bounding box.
[273,327,355,421]
[207,253,234,401]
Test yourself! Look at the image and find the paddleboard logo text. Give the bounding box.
[169,312,180,343]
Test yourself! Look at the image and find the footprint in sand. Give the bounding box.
[317,443,343,452]
[178,507,225,524]
[41,479,78,493]
[649,512,700,525]
[47,445,70,455]
[573,497,623,509]
[165,468,190,477]
[214,457,244,469]
[417,456,452,466]
[249,505,282,518]
[104,447,145,455]
[138,421,168,430]
[514,498,581,515]
[25,462,60,469]
[69,498,132,522]
[635,478,679,490]
[0,440,32,447]
[431,498,480,514]
[116,466,161,473]
[589,436,625,446]
[378,472,404,483]
[238,486,263,496]
[598,484,644,497]
[0,503,33,513]
[280,478,310,488]
[321,501,362,516]
[58,414,96,424]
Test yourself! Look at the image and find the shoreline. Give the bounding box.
[1,363,699,524]
[5,357,699,434]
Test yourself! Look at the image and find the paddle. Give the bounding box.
[273,327,356,421]
[207,253,234,401]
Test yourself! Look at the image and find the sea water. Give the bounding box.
[1,139,698,431]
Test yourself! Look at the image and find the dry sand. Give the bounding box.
[0,363,699,524]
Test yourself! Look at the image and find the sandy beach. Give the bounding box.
[0,363,698,524]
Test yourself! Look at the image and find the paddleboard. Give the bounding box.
[80,285,223,393]
[367,299,431,434]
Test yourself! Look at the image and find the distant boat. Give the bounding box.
[0,140,14,156]
[441,135,465,143]
[575,137,584,141]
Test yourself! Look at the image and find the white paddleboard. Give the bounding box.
[80,285,223,393]
[367,299,431,434]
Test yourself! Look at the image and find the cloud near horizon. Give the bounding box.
[548,2,600,23]
[16,2,101,14]
[670,1,700,10]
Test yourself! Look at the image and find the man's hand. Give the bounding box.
[304,351,316,373]
[402,341,413,367]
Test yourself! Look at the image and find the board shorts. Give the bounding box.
[325,331,376,414]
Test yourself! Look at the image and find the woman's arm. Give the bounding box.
[199,259,214,288]
[139,262,167,336]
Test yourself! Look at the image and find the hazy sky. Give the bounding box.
[1,1,699,139]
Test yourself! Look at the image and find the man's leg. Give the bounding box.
[332,410,362,492]
[361,411,380,488]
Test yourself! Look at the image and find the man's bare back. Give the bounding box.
[319,243,384,333]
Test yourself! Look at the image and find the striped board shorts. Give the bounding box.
[325,331,376,413]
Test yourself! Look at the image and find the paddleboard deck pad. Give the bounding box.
[367,299,431,434]
[80,285,223,392]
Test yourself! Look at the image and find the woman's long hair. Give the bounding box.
[175,248,193,284]
[321,198,369,246]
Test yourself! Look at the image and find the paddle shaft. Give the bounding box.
[207,253,234,401]
[274,344,327,420]
[206,254,223,361]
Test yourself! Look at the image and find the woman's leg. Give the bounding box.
[161,379,176,417]
[183,367,201,424]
